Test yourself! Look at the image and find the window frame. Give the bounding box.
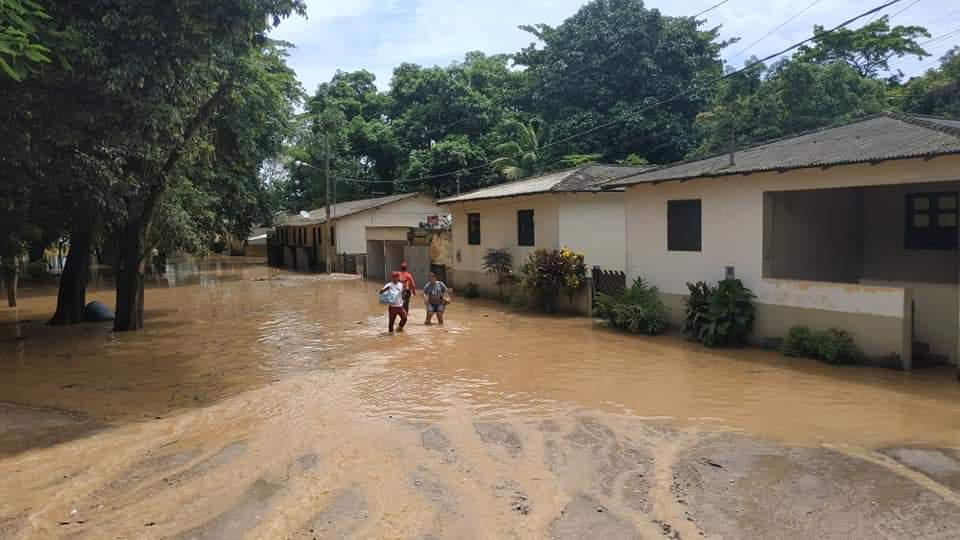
[905,191,958,250]
[467,213,481,245]
[667,199,702,252]
[517,209,535,247]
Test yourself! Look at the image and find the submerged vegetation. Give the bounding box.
[682,279,756,348]
[595,278,668,335]
[782,326,865,365]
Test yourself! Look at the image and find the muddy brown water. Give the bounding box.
[2,257,959,539]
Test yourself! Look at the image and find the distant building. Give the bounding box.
[605,113,960,370]
[439,165,652,312]
[271,193,441,281]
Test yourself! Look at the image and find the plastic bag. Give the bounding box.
[379,288,399,305]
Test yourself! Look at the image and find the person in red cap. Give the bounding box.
[380,271,407,332]
[398,261,416,314]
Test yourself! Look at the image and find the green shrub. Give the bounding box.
[463,282,479,299]
[782,326,864,364]
[519,248,578,311]
[595,278,668,335]
[680,281,714,341]
[23,260,50,280]
[482,248,515,301]
[682,278,755,347]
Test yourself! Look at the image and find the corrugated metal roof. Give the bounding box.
[438,164,654,204]
[276,193,429,226]
[603,113,960,188]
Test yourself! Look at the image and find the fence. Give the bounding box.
[592,266,626,297]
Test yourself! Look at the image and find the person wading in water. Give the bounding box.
[421,272,449,325]
[398,262,416,315]
[380,271,407,332]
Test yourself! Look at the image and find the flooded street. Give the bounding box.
[2,257,960,539]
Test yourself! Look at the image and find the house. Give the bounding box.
[271,193,441,280]
[438,164,653,309]
[603,113,960,370]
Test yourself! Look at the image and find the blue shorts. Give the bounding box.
[426,302,445,313]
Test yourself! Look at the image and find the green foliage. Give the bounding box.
[463,282,479,299]
[692,61,887,157]
[491,119,543,180]
[403,135,489,197]
[518,248,586,311]
[680,281,714,341]
[0,0,53,81]
[559,247,586,299]
[514,0,724,163]
[482,248,516,300]
[22,259,49,280]
[519,249,565,310]
[796,16,930,78]
[595,278,667,335]
[782,326,864,364]
[682,279,755,347]
[617,153,649,166]
[897,47,960,119]
[558,153,603,168]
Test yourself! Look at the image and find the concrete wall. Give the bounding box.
[445,194,561,294]
[861,181,960,284]
[336,195,439,255]
[624,155,960,366]
[557,192,626,272]
[767,188,863,283]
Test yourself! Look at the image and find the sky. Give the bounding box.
[270,0,960,96]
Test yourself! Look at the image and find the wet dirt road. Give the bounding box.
[2,258,960,539]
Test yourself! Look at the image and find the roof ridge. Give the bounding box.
[599,113,890,187]
[883,111,960,138]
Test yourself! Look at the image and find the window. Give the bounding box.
[329,226,336,245]
[468,213,481,245]
[517,209,535,247]
[667,199,702,252]
[906,192,958,250]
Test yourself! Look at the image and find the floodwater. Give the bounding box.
[2,257,960,539]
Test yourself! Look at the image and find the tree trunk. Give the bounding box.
[114,226,146,331]
[4,270,17,308]
[48,225,94,325]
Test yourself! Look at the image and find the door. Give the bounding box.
[403,244,431,287]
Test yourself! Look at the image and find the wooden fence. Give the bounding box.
[592,266,626,297]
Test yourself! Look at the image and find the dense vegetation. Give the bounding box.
[681,279,756,347]
[1,0,958,330]
[285,1,958,208]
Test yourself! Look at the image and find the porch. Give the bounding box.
[762,181,959,369]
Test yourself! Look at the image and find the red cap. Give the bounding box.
[400,262,408,270]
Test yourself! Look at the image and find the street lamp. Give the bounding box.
[293,157,333,275]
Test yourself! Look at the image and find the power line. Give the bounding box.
[339,0,736,157]
[306,0,906,189]
[888,0,922,20]
[728,0,823,62]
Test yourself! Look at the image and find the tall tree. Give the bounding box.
[514,0,724,163]
[796,16,930,79]
[898,46,960,118]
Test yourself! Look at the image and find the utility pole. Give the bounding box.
[455,170,462,195]
[323,134,332,275]
[728,116,736,167]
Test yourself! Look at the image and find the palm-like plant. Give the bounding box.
[491,119,543,181]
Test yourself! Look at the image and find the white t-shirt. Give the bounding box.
[383,282,405,307]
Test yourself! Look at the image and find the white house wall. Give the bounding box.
[335,195,439,255]
[624,155,960,364]
[446,194,560,286]
[557,192,626,272]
